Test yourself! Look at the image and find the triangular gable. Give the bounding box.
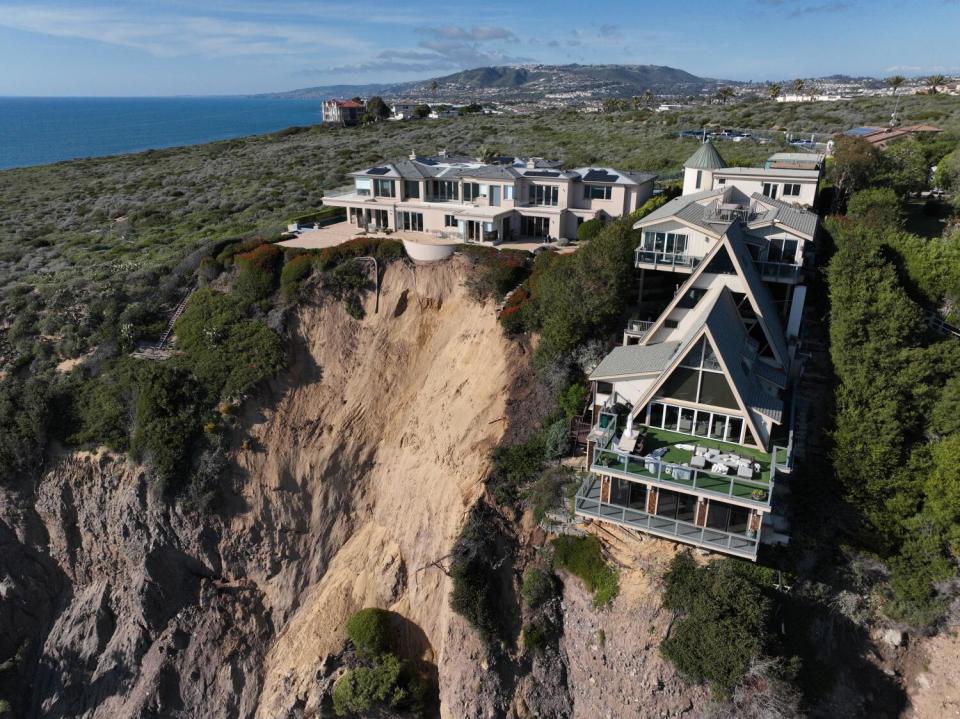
[640,229,789,370]
[631,293,770,449]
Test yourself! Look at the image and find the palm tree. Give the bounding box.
[430,80,438,101]
[715,87,734,105]
[927,74,945,95]
[886,75,906,126]
[642,89,655,107]
[791,79,805,98]
[767,83,782,101]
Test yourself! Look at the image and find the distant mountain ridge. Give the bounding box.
[263,64,734,102]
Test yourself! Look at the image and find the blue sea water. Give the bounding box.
[0,96,324,170]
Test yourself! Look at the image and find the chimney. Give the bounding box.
[438,148,448,158]
[526,157,537,169]
[409,149,417,160]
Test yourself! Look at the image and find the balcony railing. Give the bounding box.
[635,250,702,270]
[755,261,802,281]
[574,480,759,559]
[591,446,773,508]
[625,319,654,338]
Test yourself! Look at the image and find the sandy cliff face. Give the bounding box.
[1,258,519,717]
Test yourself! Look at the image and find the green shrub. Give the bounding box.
[331,653,421,716]
[128,362,205,490]
[660,554,770,697]
[520,567,557,609]
[0,375,51,482]
[498,286,531,335]
[558,382,588,420]
[462,246,530,302]
[847,187,902,229]
[280,254,313,299]
[174,288,285,399]
[543,419,571,461]
[324,262,373,319]
[522,620,548,655]
[315,237,404,271]
[551,534,619,607]
[346,608,394,658]
[577,218,603,242]
[490,435,546,504]
[235,242,281,302]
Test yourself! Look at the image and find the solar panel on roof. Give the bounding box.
[366,167,390,175]
[525,170,560,177]
[583,169,619,183]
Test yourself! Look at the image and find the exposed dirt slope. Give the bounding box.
[1,258,520,717]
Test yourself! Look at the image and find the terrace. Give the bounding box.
[590,416,787,509]
[634,249,702,272]
[574,475,760,559]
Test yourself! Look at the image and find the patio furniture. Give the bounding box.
[673,465,693,481]
[711,463,729,475]
[690,455,707,469]
[736,464,754,479]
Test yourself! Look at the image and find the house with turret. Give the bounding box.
[574,141,820,559]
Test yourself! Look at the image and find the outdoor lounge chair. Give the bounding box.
[737,464,754,479]
[690,455,707,469]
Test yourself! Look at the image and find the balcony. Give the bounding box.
[755,260,803,283]
[624,319,654,340]
[590,424,782,509]
[635,250,702,272]
[574,476,760,559]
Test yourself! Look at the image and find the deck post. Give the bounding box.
[695,498,709,526]
[600,476,611,503]
[646,486,658,515]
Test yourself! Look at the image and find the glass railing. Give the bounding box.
[634,250,702,269]
[574,492,759,558]
[591,446,773,507]
[755,261,802,281]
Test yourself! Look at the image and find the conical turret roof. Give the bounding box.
[684,139,727,170]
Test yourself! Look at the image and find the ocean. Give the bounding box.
[0,96,324,170]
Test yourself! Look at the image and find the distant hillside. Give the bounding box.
[264,63,732,103]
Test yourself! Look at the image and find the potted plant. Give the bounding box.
[750,489,768,501]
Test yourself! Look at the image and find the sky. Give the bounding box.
[0,0,958,96]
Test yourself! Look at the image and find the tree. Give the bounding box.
[887,75,906,126]
[365,96,390,121]
[642,89,655,106]
[847,188,902,229]
[476,144,498,163]
[829,135,880,196]
[715,87,734,104]
[877,138,929,196]
[927,74,945,94]
[412,103,431,119]
[459,102,483,114]
[791,79,805,97]
[430,79,438,99]
[766,83,782,101]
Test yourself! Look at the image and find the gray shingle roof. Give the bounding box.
[633,188,724,229]
[590,342,681,380]
[704,289,784,424]
[748,193,819,237]
[684,140,727,170]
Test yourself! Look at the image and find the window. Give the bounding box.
[661,367,699,402]
[610,477,647,510]
[664,319,679,329]
[463,182,481,201]
[373,179,395,197]
[403,180,420,199]
[444,214,457,227]
[704,246,735,275]
[398,211,423,232]
[695,170,703,189]
[645,401,748,447]
[520,215,550,238]
[717,178,726,185]
[782,183,801,197]
[531,184,559,206]
[504,185,515,200]
[584,185,612,200]
[355,178,372,197]
[706,502,750,534]
[762,182,778,199]
[641,231,688,258]
[663,336,739,410]
[656,489,697,523]
[767,238,799,264]
[432,180,458,201]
